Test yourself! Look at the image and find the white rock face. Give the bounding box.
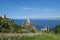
[22,19,36,28]
[1,14,6,18]
[27,18,30,22]
[21,18,37,32]
[26,18,31,26]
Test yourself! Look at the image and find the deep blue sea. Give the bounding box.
[13,19,60,29]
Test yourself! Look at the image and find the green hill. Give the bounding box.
[0,17,21,33]
[0,15,37,33]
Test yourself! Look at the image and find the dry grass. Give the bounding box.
[0,32,59,40]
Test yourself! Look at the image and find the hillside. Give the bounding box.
[21,19,37,33]
[0,16,21,33]
[0,15,37,33]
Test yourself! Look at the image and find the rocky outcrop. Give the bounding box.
[21,19,37,33]
[0,14,37,33]
[0,15,20,33]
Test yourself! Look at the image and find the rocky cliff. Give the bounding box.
[21,19,37,33]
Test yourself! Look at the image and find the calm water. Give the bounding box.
[13,19,60,29]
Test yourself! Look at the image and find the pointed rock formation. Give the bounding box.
[21,19,37,33]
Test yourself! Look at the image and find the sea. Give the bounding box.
[13,19,60,29]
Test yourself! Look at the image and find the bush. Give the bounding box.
[55,25,60,34]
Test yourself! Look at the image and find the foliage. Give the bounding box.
[0,17,21,33]
[0,17,37,33]
[0,33,59,40]
[54,25,60,34]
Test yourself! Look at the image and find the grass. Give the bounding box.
[0,32,60,40]
[19,33,59,40]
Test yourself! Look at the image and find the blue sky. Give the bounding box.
[0,0,60,19]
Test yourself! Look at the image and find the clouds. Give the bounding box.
[43,9,53,11]
[20,7,53,11]
[20,7,40,11]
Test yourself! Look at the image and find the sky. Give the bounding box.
[0,0,60,19]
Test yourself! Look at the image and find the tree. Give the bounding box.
[55,25,60,34]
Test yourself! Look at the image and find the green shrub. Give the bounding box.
[55,25,60,34]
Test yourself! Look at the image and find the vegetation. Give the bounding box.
[54,25,60,34]
[0,33,59,40]
[0,17,36,33]
[0,17,21,33]
[0,15,60,40]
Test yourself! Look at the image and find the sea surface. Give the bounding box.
[13,19,60,29]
